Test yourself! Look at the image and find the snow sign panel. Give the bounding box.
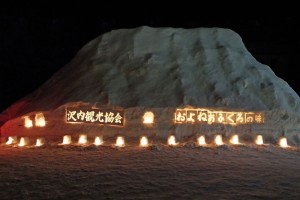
[175,109,264,125]
[66,108,124,126]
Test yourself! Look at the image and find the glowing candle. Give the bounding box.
[140,136,149,147]
[143,111,154,124]
[279,137,289,148]
[94,136,103,146]
[35,138,44,147]
[230,134,240,145]
[62,135,72,145]
[197,136,206,146]
[24,116,33,128]
[18,137,29,147]
[215,135,223,146]
[116,136,125,147]
[168,135,177,146]
[255,135,263,145]
[35,113,46,127]
[6,136,17,145]
[78,134,87,144]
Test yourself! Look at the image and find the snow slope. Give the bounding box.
[1,26,300,120]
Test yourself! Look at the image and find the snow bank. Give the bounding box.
[1,27,300,143]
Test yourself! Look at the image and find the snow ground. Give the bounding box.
[0,140,300,200]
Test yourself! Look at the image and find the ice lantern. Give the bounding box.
[35,113,46,127]
[143,111,154,124]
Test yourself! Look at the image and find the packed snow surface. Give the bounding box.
[0,142,300,199]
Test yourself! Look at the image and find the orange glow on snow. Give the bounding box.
[115,136,125,147]
[255,135,263,145]
[18,137,28,147]
[35,138,44,147]
[140,136,149,147]
[94,136,103,146]
[6,136,17,145]
[35,113,46,127]
[78,134,87,144]
[230,135,240,145]
[215,135,223,146]
[24,116,33,128]
[279,137,289,148]
[143,111,154,124]
[168,135,177,146]
[197,136,206,146]
[62,135,72,145]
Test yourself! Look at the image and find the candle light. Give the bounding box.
[215,135,223,146]
[62,135,72,145]
[78,134,87,144]
[115,136,125,147]
[255,135,263,145]
[94,136,103,146]
[140,136,149,147]
[197,136,206,146]
[230,134,240,145]
[168,135,177,146]
[279,137,289,148]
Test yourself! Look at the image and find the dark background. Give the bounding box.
[0,3,299,112]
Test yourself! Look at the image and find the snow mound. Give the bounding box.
[1,26,300,121]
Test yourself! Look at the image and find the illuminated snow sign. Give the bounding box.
[175,109,264,125]
[66,108,124,126]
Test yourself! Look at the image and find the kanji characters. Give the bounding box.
[66,108,124,126]
[77,110,85,120]
[67,110,77,121]
[115,113,123,123]
[95,112,104,122]
[85,111,95,122]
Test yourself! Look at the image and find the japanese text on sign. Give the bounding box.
[66,108,124,126]
[175,109,264,125]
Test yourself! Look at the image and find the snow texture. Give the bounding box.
[2,26,300,117]
[0,142,300,199]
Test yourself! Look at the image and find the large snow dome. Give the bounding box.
[1,27,300,143]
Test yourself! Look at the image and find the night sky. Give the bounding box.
[0,4,299,112]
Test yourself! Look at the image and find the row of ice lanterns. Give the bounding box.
[5,134,290,148]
